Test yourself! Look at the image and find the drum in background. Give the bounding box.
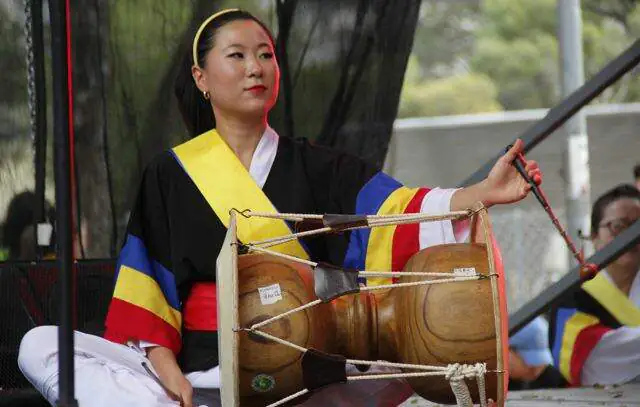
[235,243,507,406]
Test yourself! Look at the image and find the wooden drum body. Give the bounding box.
[234,241,507,406]
[236,254,337,404]
[388,243,506,404]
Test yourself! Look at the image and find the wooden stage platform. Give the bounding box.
[400,383,640,406]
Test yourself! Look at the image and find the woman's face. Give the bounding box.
[194,19,279,120]
[593,197,640,271]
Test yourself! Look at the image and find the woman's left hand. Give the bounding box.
[481,139,542,207]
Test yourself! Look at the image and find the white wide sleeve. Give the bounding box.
[581,326,640,385]
[419,187,470,249]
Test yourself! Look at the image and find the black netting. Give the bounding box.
[0,260,115,391]
[268,0,421,166]
[0,0,420,260]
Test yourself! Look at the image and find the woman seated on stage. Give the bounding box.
[18,9,542,407]
[550,184,640,387]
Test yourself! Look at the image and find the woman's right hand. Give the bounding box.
[147,346,193,407]
[164,372,193,407]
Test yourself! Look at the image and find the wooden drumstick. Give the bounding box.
[504,145,598,279]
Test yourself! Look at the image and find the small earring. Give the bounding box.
[203,91,210,100]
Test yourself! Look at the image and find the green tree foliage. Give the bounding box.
[470,0,560,110]
[398,56,502,117]
[399,0,640,118]
[410,0,480,78]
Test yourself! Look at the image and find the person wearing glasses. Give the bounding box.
[550,184,640,386]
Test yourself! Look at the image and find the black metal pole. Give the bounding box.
[48,0,78,405]
[31,0,48,258]
[509,220,640,336]
[458,39,640,188]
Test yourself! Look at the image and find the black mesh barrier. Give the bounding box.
[0,260,116,392]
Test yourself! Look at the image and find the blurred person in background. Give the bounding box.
[1,191,55,261]
[550,184,640,386]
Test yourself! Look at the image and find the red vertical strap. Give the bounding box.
[65,0,78,328]
[570,324,612,386]
[391,188,429,283]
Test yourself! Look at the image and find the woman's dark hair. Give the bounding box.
[2,191,56,259]
[174,9,275,137]
[591,184,640,236]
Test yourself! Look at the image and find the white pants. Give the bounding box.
[18,326,218,407]
[18,326,414,407]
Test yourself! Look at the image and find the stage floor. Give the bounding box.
[399,383,640,406]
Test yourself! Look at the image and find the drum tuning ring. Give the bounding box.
[229,208,253,218]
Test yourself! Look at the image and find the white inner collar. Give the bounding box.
[248,126,279,189]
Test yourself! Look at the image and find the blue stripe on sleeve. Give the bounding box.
[551,307,577,367]
[343,172,402,274]
[116,234,180,310]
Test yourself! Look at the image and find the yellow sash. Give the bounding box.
[172,130,308,259]
[583,272,640,326]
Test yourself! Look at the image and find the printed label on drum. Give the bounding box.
[258,283,282,305]
[453,267,476,276]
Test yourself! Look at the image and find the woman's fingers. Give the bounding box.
[528,168,542,185]
[524,159,538,172]
[517,158,542,186]
[502,139,524,163]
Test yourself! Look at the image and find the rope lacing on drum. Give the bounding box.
[445,363,487,407]
[232,209,474,249]
[244,243,489,293]
[444,363,488,407]
[475,362,488,407]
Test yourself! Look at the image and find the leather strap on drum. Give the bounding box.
[313,262,360,302]
[301,348,347,390]
[295,214,369,233]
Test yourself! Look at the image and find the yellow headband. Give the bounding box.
[192,8,241,69]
